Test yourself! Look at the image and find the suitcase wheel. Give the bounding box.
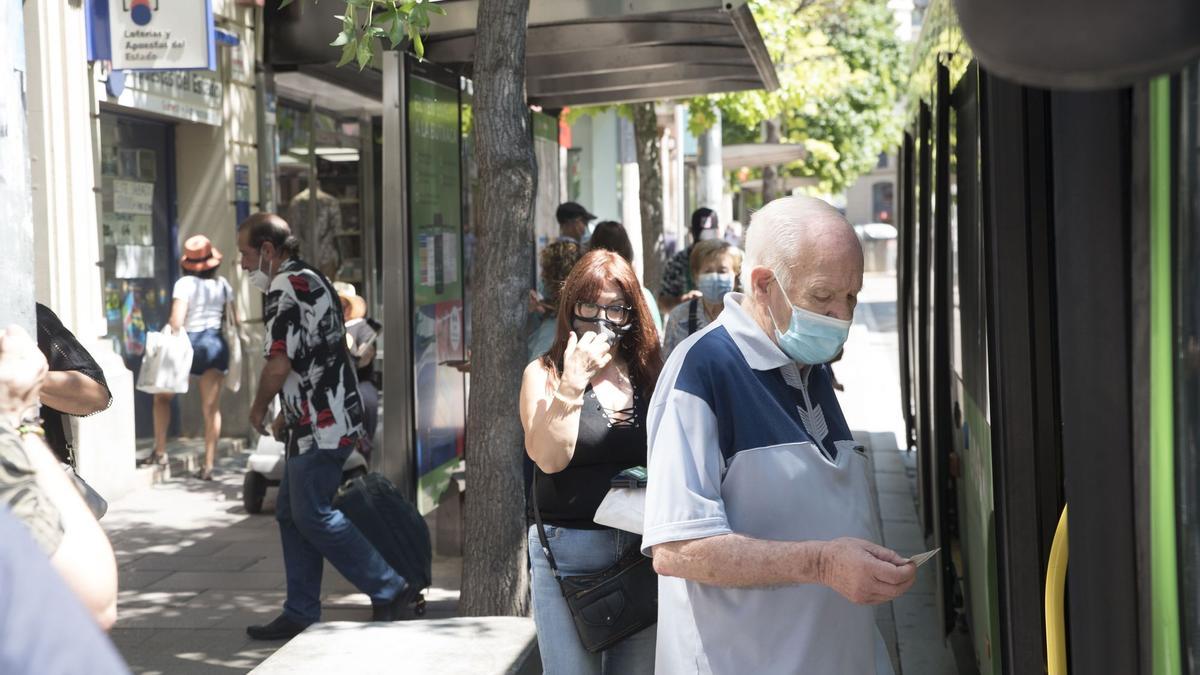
[414,595,427,617]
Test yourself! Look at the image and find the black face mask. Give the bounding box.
[573,316,632,347]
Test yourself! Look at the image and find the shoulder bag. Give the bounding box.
[532,473,658,653]
[222,283,243,393]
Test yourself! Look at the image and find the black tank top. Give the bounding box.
[528,382,649,529]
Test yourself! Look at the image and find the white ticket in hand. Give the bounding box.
[907,548,941,567]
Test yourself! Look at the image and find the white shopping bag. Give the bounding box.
[593,487,646,535]
[136,329,194,394]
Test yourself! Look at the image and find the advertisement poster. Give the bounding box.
[408,66,466,514]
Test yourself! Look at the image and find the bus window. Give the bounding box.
[1177,61,1200,671]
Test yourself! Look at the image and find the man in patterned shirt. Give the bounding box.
[238,213,413,641]
[658,207,722,314]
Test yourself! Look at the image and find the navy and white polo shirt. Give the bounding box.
[642,293,887,675]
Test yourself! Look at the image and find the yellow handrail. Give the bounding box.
[1046,504,1069,675]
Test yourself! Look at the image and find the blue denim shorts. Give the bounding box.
[188,328,229,375]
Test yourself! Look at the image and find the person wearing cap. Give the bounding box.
[658,207,723,314]
[334,283,382,458]
[555,201,596,245]
[143,235,239,481]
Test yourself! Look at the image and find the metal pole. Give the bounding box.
[697,108,723,214]
[380,50,415,501]
[0,0,35,333]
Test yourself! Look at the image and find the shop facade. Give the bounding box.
[23,0,262,499]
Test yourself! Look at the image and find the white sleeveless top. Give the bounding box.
[172,276,232,333]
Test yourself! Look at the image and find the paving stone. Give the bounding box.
[118,570,173,590]
[182,590,288,611]
[875,471,913,495]
[239,558,284,574]
[119,590,200,609]
[114,603,229,630]
[108,627,158,652]
[123,553,262,573]
[875,451,907,474]
[879,492,919,522]
[144,572,286,592]
[212,540,282,558]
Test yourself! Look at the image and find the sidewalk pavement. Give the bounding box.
[839,272,960,675]
[104,448,461,674]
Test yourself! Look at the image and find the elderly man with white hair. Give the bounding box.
[642,196,916,674]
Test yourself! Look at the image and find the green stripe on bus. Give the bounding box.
[1150,74,1182,675]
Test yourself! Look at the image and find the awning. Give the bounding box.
[422,0,779,108]
[721,142,806,170]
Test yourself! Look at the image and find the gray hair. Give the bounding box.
[740,196,853,292]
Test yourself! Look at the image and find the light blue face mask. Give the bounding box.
[696,272,735,303]
[768,276,852,365]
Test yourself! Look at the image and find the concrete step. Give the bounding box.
[249,617,539,675]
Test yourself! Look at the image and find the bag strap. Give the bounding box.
[531,472,564,581]
[687,297,700,334]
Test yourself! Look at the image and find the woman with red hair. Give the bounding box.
[519,250,662,673]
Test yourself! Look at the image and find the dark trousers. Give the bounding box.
[276,445,404,624]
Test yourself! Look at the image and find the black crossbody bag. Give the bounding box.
[532,473,658,653]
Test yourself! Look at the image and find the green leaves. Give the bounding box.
[287,0,441,70]
[690,0,906,193]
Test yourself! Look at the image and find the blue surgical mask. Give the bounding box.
[696,272,734,302]
[768,276,851,365]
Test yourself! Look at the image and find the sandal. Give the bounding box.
[195,467,214,481]
[138,452,168,467]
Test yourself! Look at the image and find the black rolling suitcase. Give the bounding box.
[334,472,433,617]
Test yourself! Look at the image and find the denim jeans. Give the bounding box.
[276,446,405,624]
[527,524,656,675]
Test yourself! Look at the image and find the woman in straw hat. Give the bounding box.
[142,235,239,480]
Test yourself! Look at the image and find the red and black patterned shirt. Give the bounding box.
[263,258,365,454]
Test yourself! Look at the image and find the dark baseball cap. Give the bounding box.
[556,202,597,225]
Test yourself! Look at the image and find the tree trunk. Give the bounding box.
[761,117,781,204]
[632,102,665,293]
[460,0,536,617]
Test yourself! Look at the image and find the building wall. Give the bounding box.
[174,4,261,440]
[569,110,620,224]
[844,157,897,225]
[23,1,266,497]
[25,0,137,500]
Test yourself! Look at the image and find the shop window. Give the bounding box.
[275,100,365,284]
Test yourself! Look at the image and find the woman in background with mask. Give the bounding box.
[661,239,743,359]
[519,249,662,674]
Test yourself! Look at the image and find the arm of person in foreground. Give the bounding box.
[35,306,112,416]
[40,371,111,417]
[651,534,915,605]
[21,431,119,629]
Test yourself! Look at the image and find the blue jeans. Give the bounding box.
[276,446,405,624]
[528,524,656,675]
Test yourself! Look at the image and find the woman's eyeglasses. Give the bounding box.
[574,301,632,326]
